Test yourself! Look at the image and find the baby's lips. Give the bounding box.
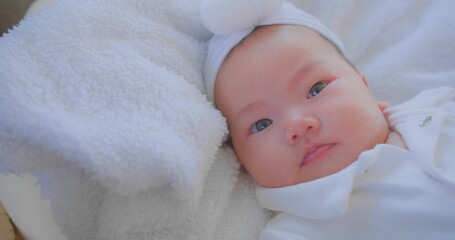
[301,143,335,166]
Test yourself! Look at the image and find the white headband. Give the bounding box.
[200,0,345,103]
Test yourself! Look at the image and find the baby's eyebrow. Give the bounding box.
[288,60,321,91]
[233,102,266,127]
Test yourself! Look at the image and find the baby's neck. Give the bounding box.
[385,130,408,150]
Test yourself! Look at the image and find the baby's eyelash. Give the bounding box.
[251,119,273,133]
[308,81,328,99]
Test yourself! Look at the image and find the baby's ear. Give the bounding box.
[360,73,369,87]
[360,73,389,111]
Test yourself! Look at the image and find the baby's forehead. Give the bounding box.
[247,24,350,68]
[231,25,334,57]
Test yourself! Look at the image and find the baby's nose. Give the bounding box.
[285,114,320,144]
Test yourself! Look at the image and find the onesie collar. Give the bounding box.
[256,148,378,219]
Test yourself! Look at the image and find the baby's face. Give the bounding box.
[215,25,389,188]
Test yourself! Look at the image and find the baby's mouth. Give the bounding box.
[301,143,335,166]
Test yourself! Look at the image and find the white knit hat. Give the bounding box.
[200,0,346,103]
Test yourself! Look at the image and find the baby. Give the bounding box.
[201,1,455,239]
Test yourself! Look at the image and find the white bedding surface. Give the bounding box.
[295,0,455,104]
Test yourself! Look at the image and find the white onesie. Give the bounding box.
[256,87,455,240]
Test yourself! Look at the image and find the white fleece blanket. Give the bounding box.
[1,0,454,239]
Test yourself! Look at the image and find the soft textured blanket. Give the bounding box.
[0,0,454,239]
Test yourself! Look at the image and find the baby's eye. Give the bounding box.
[251,119,273,133]
[308,81,328,98]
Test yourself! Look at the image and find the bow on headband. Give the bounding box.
[200,0,345,103]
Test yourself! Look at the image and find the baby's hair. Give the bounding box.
[225,25,358,76]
